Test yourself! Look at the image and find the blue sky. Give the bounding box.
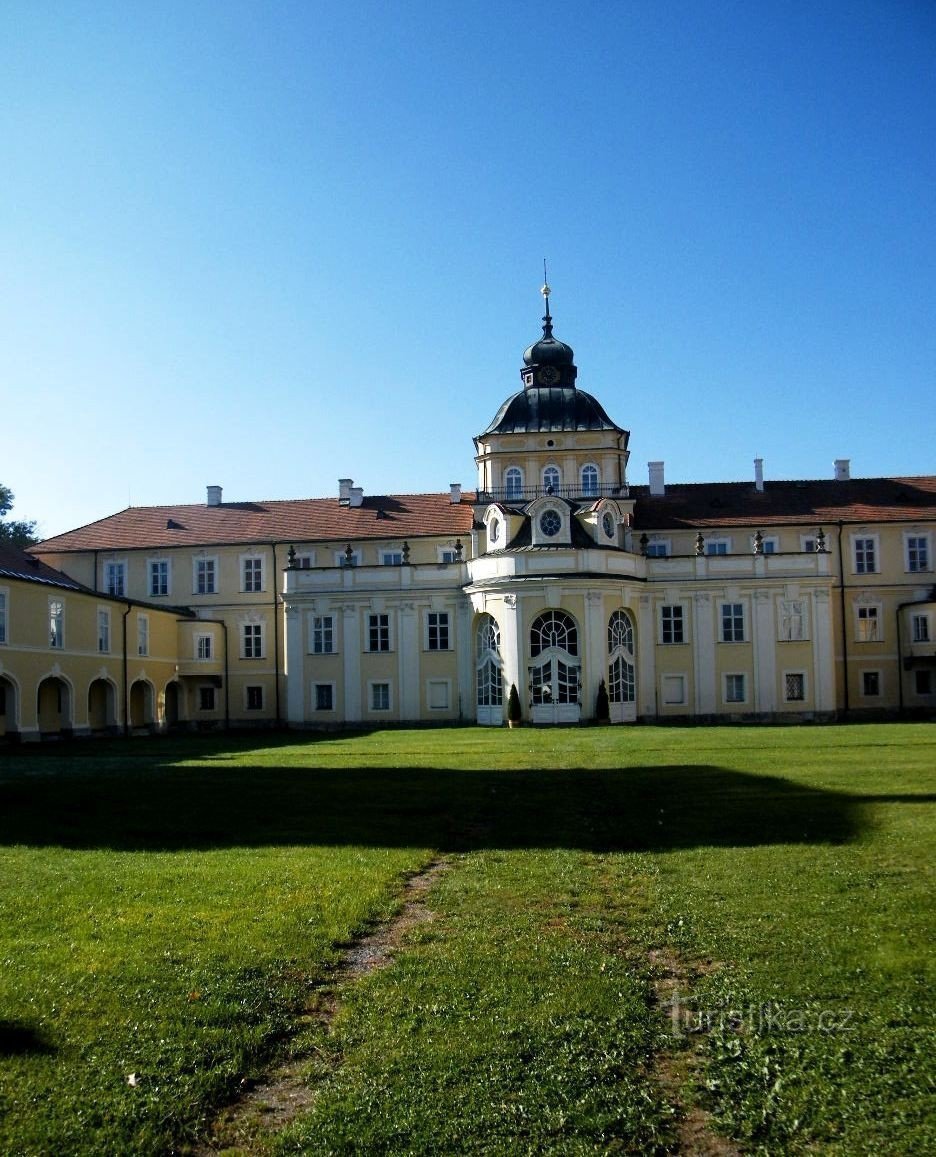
[3,0,934,538]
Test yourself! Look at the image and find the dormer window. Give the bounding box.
[489,518,500,544]
[539,509,562,537]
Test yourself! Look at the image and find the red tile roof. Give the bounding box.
[0,542,83,590]
[33,493,478,553]
[631,476,936,530]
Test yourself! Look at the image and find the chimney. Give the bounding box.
[754,458,764,492]
[834,459,850,481]
[648,461,665,497]
[338,478,353,505]
[206,485,222,507]
[450,482,462,504]
[349,486,364,508]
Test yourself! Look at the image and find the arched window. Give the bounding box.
[581,464,599,496]
[504,467,523,501]
[530,610,578,657]
[476,615,503,707]
[543,465,560,494]
[608,610,636,704]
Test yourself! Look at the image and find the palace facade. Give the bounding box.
[4,290,935,739]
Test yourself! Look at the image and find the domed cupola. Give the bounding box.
[521,281,577,388]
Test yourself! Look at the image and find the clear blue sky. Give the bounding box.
[3,0,934,539]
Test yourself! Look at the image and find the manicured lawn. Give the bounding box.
[1,724,933,1154]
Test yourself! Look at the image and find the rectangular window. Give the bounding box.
[370,682,390,711]
[439,548,459,563]
[720,603,745,643]
[428,680,450,709]
[661,674,686,705]
[243,557,263,592]
[0,590,6,644]
[801,536,818,554]
[725,673,746,704]
[761,538,778,555]
[246,685,264,710]
[49,599,64,649]
[381,550,403,566]
[137,614,149,657]
[861,671,881,697]
[856,606,880,642]
[784,672,806,702]
[336,549,361,567]
[196,634,213,660]
[645,542,668,558]
[314,683,334,711]
[907,535,930,573]
[195,558,217,594]
[915,670,932,696]
[199,686,216,711]
[149,560,169,597]
[311,615,335,654]
[854,537,877,574]
[779,599,808,642]
[297,553,314,569]
[104,561,126,597]
[911,614,930,643]
[368,613,390,652]
[242,623,263,659]
[706,540,729,556]
[97,608,110,653]
[427,612,450,651]
[661,605,684,644]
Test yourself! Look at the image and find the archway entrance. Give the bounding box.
[37,676,70,735]
[528,611,580,724]
[129,680,155,730]
[88,679,116,732]
[608,609,637,723]
[475,614,504,726]
[164,680,181,729]
[0,676,15,737]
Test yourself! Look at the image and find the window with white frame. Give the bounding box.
[861,671,881,697]
[246,685,264,710]
[367,613,390,652]
[427,679,450,710]
[370,681,391,711]
[137,614,149,657]
[660,605,685,644]
[856,605,880,642]
[427,611,450,651]
[720,602,745,643]
[0,589,7,643]
[195,558,217,594]
[105,561,126,597]
[439,546,460,563]
[242,622,263,659]
[97,608,111,653]
[757,536,779,554]
[581,464,599,496]
[196,633,213,660]
[661,674,686,705]
[706,539,730,556]
[335,549,361,567]
[380,549,404,566]
[149,559,169,597]
[543,465,560,493]
[504,467,523,501]
[853,536,877,574]
[311,614,335,654]
[801,535,818,554]
[911,613,930,643]
[49,599,64,648]
[784,672,806,702]
[243,556,263,592]
[779,599,808,641]
[724,673,746,704]
[296,553,315,569]
[906,535,930,573]
[314,683,334,711]
[645,540,669,558]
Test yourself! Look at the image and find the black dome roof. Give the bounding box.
[480,386,622,435]
[522,327,574,368]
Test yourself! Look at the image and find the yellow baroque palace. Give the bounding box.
[4,290,935,739]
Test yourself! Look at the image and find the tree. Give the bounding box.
[0,484,39,547]
[595,678,610,723]
[507,683,522,726]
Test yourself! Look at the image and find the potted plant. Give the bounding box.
[595,678,610,724]
[507,683,522,728]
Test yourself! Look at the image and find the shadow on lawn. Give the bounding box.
[0,755,882,853]
[0,1021,55,1057]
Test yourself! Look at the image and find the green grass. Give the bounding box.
[1,725,933,1154]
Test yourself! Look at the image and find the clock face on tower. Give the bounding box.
[538,366,560,385]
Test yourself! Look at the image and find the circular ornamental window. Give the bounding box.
[539,509,562,538]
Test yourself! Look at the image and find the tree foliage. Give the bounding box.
[0,484,39,547]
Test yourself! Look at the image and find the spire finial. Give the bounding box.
[540,258,553,335]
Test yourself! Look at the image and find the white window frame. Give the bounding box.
[380,549,404,566]
[438,546,460,564]
[137,613,149,657]
[855,604,882,643]
[860,670,882,698]
[661,674,687,706]
[426,611,450,651]
[195,633,213,661]
[313,682,336,712]
[778,598,809,642]
[660,604,686,645]
[720,602,746,643]
[724,673,747,705]
[366,612,392,653]
[783,671,807,702]
[104,559,127,597]
[531,502,568,546]
[504,466,524,501]
[427,678,451,710]
[245,684,264,711]
[310,613,336,654]
[97,607,111,654]
[754,535,779,555]
[242,555,264,593]
[705,538,731,556]
[905,533,930,574]
[911,613,930,643]
[800,534,818,554]
[852,535,878,575]
[335,549,361,567]
[542,465,561,493]
[242,621,264,659]
[644,538,670,558]
[580,463,599,497]
[296,552,315,569]
[0,587,8,644]
[194,556,218,595]
[148,558,170,597]
[368,680,392,712]
[49,598,65,649]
